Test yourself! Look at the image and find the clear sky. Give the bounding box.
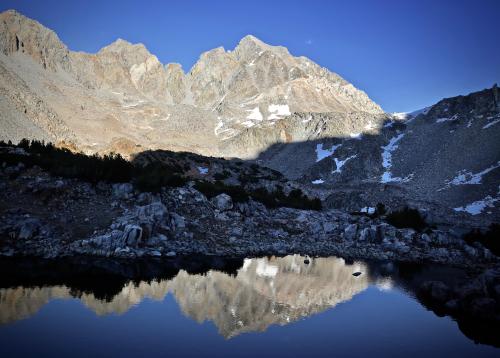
[2,0,499,112]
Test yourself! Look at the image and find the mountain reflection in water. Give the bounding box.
[0,254,498,354]
[0,256,383,337]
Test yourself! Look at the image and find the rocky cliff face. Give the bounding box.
[0,10,383,158]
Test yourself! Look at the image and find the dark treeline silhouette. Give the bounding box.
[194,180,321,210]
[463,224,500,256]
[0,139,320,210]
[386,206,428,231]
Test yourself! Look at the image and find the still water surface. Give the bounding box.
[0,255,498,357]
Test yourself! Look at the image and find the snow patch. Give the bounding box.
[246,107,263,121]
[349,132,362,140]
[332,155,357,174]
[197,166,208,175]
[383,120,395,128]
[241,120,255,128]
[409,106,431,117]
[436,114,458,124]
[364,121,375,130]
[392,112,408,120]
[360,207,375,214]
[302,115,313,123]
[268,104,291,120]
[483,118,500,129]
[454,192,499,215]
[316,143,341,162]
[447,162,500,186]
[311,179,324,184]
[380,133,411,183]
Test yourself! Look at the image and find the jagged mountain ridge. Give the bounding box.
[0,9,382,158]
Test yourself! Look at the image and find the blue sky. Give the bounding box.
[2,0,499,112]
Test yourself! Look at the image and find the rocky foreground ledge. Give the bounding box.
[0,163,498,269]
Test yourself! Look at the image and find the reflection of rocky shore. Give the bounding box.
[0,255,369,336]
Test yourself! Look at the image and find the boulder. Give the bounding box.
[171,212,186,229]
[344,224,358,241]
[112,183,134,198]
[122,224,142,247]
[136,202,168,222]
[211,193,233,211]
[420,233,432,244]
[323,221,337,234]
[464,245,478,258]
[359,227,375,242]
[17,218,41,240]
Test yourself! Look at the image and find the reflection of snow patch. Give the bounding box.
[349,132,362,140]
[376,278,393,291]
[316,143,341,162]
[241,258,252,272]
[256,260,278,277]
[311,179,324,184]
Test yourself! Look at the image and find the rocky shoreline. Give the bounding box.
[1,162,498,269]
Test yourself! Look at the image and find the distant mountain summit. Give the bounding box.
[0,9,383,157]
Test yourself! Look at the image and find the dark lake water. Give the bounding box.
[0,255,498,357]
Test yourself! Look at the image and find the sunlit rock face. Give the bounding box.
[0,256,369,337]
[0,10,384,159]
